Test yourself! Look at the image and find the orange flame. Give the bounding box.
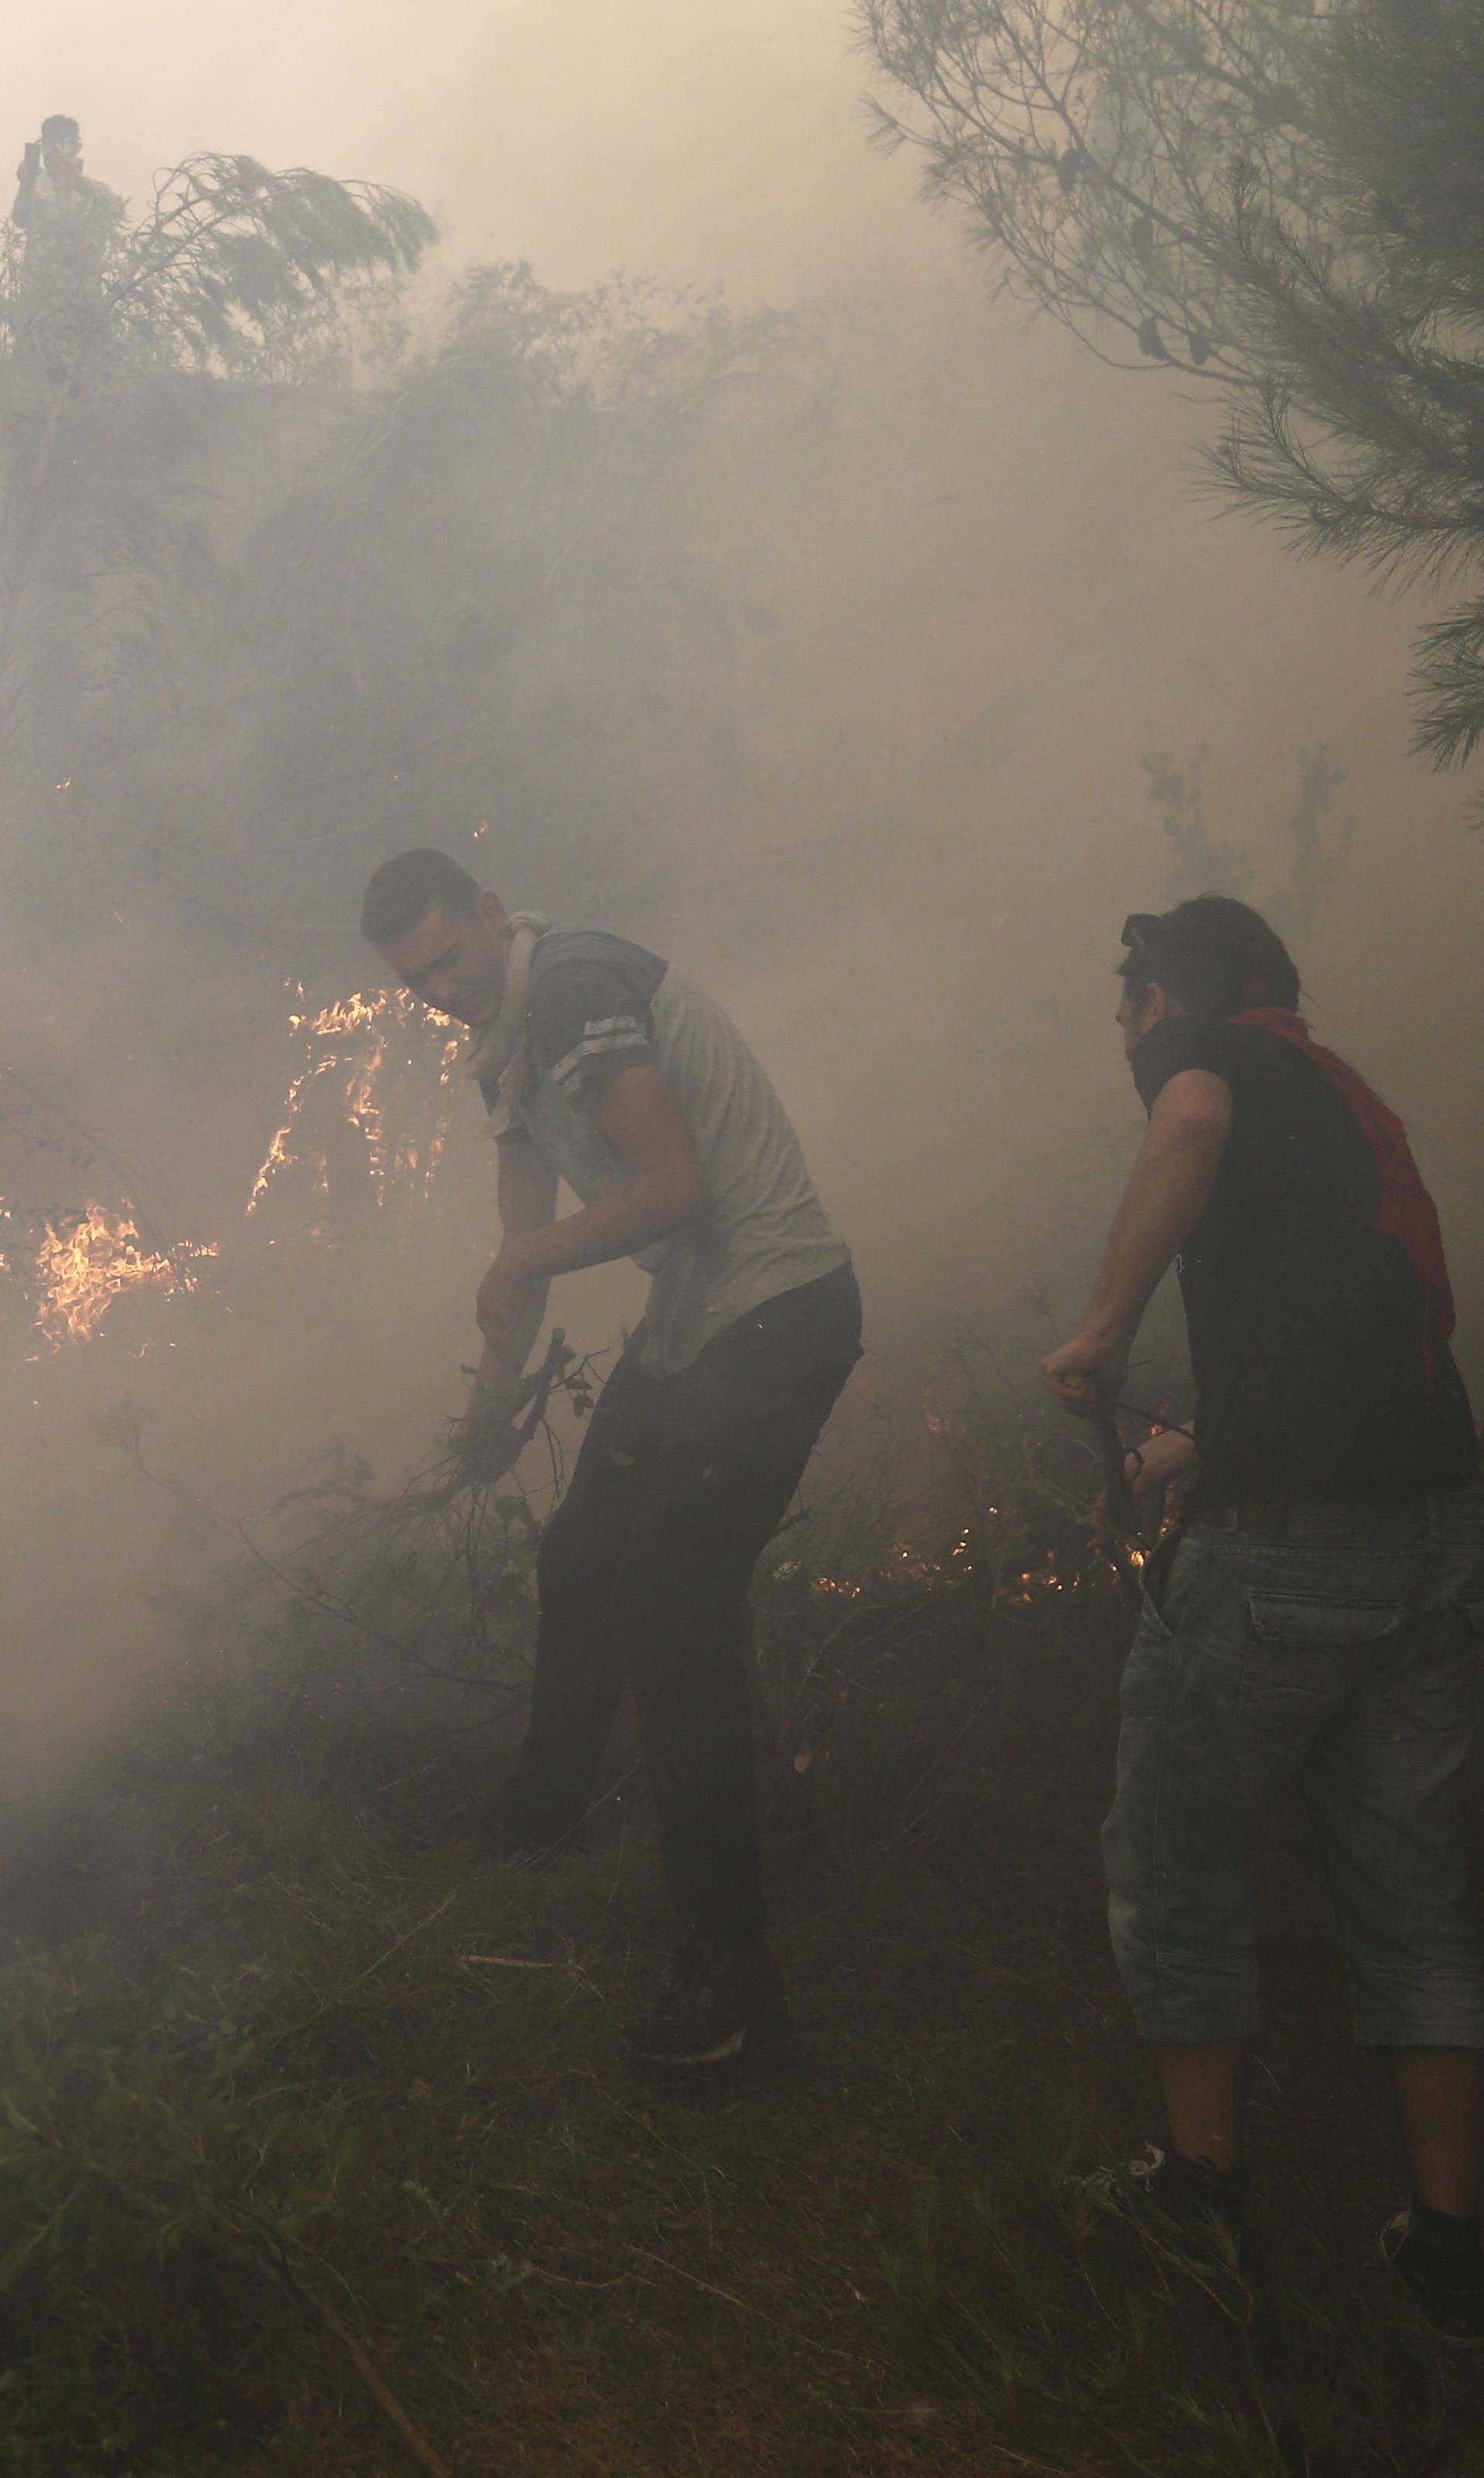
[250,986,463,1219]
[32,1204,219,1347]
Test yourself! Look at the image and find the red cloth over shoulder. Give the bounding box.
[1232,1008,1455,1347]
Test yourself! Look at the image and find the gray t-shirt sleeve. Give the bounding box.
[525,948,659,1100]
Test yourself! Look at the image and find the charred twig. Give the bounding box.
[1094,1401,1135,1540]
[54,2130,454,2478]
[268,1328,577,1566]
[383,1326,576,1517]
[225,1328,587,1687]
[251,2241,457,2478]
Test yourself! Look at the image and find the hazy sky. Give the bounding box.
[12,0,1480,1176]
[12,0,953,297]
[12,0,1482,1198]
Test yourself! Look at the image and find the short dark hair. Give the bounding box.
[41,115,80,146]
[1119,895,1300,1019]
[361,849,483,946]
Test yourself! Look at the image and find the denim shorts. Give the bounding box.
[1103,1485,1484,2047]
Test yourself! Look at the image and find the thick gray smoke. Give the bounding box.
[2,4,1482,1806]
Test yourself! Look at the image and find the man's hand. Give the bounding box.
[449,1327,570,1485]
[450,1361,525,1475]
[1094,1425,1196,1545]
[1043,1326,1130,1419]
[475,1234,543,1372]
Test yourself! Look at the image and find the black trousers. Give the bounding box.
[502,1264,863,1942]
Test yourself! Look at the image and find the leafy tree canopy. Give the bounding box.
[861,0,1484,793]
[857,0,1333,380]
[2,152,437,388]
[1206,0,1484,777]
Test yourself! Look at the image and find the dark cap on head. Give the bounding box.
[41,115,81,147]
[1119,894,1300,1018]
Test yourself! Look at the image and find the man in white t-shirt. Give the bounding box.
[363,848,862,2064]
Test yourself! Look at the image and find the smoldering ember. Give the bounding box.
[2,4,1484,2471]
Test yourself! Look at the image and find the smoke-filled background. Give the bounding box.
[3,0,1482,1796]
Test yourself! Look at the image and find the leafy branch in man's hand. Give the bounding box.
[448,1328,584,1493]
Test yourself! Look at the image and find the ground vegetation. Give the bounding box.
[0,1384,1480,2476]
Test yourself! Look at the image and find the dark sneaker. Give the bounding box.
[1076,2146,1247,2265]
[626,1935,791,2067]
[1381,2211,1484,2343]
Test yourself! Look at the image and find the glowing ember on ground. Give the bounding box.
[888,1540,943,1584]
[32,1205,219,1346]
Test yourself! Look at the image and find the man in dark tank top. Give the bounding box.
[1045,894,1484,2339]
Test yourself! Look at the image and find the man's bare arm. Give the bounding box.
[466,1135,558,1397]
[528,1066,708,1277]
[472,1064,708,1367]
[1043,1067,1233,1414]
[498,1130,560,1241]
